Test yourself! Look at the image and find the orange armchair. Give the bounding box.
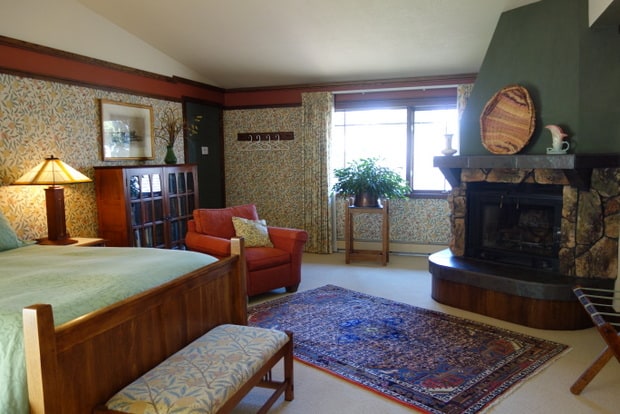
[186,204,308,296]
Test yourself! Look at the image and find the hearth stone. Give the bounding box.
[429,249,614,330]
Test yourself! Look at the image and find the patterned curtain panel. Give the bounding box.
[301,92,333,253]
[457,83,474,120]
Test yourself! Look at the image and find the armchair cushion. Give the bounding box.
[245,247,290,271]
[232,216,273,248]
[193,204,258,238]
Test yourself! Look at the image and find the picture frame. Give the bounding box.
[100,99,155,160]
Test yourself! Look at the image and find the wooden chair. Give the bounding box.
[570,286,620,394]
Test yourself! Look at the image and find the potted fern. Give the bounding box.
[332,158,411,207]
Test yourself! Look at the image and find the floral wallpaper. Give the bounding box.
[224,108,306,230]
[0,72,451,250]
[334,197,451,246]
[0,73,183,241]
[224,107,451,252]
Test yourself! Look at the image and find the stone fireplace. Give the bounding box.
[449,161,619,279]
[426,1,620,329]
[429,154,619,330]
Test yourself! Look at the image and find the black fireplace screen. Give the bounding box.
[466,183,563,271]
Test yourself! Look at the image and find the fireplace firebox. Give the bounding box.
[465,182,563,271]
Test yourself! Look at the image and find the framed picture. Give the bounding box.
[100,100,154,160]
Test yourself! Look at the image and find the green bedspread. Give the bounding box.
[0,244,217,414]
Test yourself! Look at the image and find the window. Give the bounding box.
[411,108,459,192]
[332,108,408,179]
[332,104,458,194]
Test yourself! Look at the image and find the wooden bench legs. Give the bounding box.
[218,331,294,414]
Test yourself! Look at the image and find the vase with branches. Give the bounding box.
[155,107,202,164]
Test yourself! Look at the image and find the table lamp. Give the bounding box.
[13,155,92,245]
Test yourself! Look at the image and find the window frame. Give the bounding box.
[334,96,457,198]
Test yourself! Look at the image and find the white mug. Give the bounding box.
[549,139,569,152]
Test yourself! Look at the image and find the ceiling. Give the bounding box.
[77,0,540,89]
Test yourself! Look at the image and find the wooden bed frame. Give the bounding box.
[22,239,247,414]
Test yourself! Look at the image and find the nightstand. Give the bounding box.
[70,237,107,247]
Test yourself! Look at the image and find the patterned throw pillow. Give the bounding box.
[232,216,274,247]
[0,210,25,251]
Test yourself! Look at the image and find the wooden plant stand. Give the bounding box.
[344,200,389,266]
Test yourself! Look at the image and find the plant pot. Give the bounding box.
[354,192,381,207]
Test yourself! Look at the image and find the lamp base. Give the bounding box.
[37,237,78,245]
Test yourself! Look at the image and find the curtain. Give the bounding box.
[457,83,474,120]
[301,92,333,253]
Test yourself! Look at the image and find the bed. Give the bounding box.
[1,239,246,414]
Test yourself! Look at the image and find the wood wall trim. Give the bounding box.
[0,35,475,108]
[0,35,224,103]
[0,35,172,82]
[224,74,475,108]
[225,73,476,93]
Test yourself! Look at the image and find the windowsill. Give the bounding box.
[410,190,450,199]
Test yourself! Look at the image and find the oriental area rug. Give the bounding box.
[248,285,569,414]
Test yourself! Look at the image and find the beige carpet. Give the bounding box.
[234,252,620,414]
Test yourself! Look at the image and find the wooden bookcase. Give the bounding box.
[94,164,198,249]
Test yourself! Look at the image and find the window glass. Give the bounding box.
[332,108,408,179]
[332,106,457,193]
[412,108,459,191]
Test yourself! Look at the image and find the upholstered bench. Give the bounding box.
[95,324,294,414]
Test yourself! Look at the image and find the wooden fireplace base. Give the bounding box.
[428,249,614,330]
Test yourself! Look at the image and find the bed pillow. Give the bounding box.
[232,216,274,248]
[0,210,24,251]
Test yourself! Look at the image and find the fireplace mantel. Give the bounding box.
[434,154,620,190]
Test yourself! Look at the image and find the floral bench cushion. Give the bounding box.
[105,324,290,414]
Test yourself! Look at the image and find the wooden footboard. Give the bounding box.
[22,239,247,414]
